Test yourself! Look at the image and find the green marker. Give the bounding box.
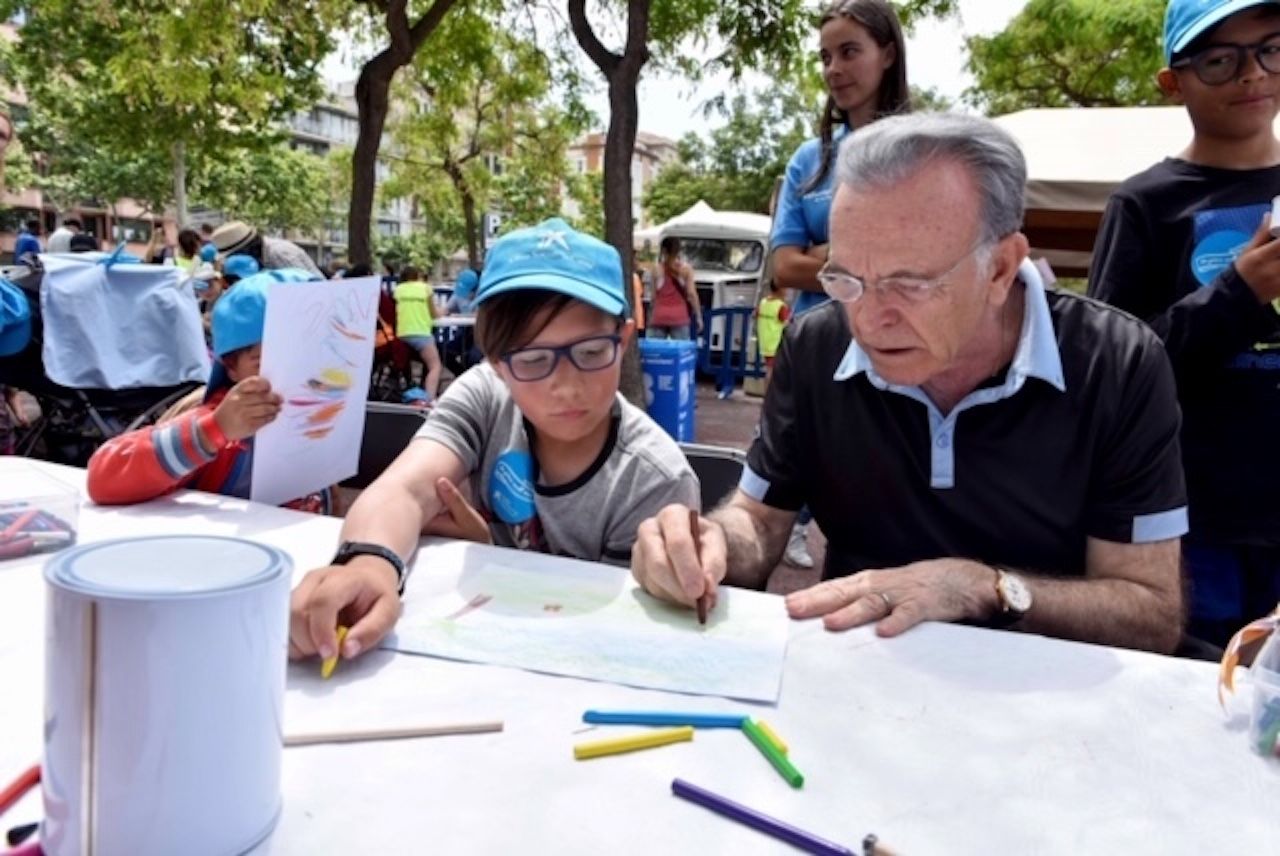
[742,718,804,788]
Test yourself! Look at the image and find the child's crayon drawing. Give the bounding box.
[251,276,381,505]
[385,541,790,703]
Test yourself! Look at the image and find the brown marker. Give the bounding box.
[690,508,708,625]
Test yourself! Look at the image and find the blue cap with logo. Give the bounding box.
[0,278,32,358]
[206,267,321,397]
[475,218,625,316]
[223,253,261,281]
[453,268,479,299]
[1164,0,1278,62]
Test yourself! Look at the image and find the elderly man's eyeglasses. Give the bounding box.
[1171,34,1280,86]
[817,242,986,305]
[501,334,622,382]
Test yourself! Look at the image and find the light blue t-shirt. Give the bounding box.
[771,128,849,315]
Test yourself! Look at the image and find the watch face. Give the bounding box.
[1001,573,1033,613]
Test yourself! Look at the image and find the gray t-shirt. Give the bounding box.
[416,362,700,564]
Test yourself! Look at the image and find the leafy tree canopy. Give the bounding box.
[965,0,1165,114]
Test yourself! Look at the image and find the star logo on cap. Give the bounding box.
[536,229,571,252]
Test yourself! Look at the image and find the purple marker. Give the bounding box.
[671,778,856,856]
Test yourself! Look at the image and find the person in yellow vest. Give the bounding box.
[755,278,792,389]
[393,264,443,400]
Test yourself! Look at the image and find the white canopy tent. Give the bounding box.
[634,200,772,249]
[991,106,1280,275]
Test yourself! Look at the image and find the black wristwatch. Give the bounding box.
[332,541,408,596]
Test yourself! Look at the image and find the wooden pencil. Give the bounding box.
[284,720,504,747]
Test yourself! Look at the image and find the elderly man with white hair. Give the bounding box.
[631,112,1189,654]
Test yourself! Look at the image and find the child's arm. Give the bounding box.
[86,407,228,505]
[288,438,469,659]
[1090,195,1278,374]
[86,377,282,505]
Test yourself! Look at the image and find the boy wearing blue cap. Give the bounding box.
[445,268,480,315]
[1089,0,1280,646]
[87,270,334,514]
[289,218,700,662]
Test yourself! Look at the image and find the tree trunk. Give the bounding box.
[349,64,391,266]
[444,160,480,268]
[606,73,646,404]
[172,139,188,226]
[567,0,651,405]
[346,0,461,266]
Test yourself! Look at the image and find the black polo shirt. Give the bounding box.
[742,266,1189,580]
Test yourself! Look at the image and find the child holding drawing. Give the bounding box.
[288,218,701,663]
[86,269,335,514]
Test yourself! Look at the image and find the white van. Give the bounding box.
[639,201,771,353]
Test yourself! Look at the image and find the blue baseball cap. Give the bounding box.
[222,253,260,281]
[475,218,625,316]
[453,268,479,299]
[206,268,321,396]
[199,243,218,263]
[1164,0,1279,62]
[0,278,32,358]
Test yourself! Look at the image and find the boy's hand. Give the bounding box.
[423,477,492,544]
[1234,215,1280,303]
[213,376,282,442]
[289,557,402,661]
[631,504,727,614]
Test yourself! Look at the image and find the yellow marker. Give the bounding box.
[756,720,789,754]
[573,726,694,760]
[321,626,349,680]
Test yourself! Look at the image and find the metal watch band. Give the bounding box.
[332,541,407,596]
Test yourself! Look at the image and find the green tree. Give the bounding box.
[382,9,588,267]
[566,0,812,282]
[344,0,464,266]
[965,0,1165,114]
[0,138,37,200]
[193,146,330,234]
[0,0,341,221]
[897,0,960,28]
[911,85,955,113]
[565,170,605,239]
[642,86,815,223]
[377,229,458,271]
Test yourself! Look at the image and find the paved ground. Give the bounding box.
[693,382,824,596]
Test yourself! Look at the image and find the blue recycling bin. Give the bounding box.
[639,338,697,442]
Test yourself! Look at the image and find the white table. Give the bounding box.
[1,462,1276,855]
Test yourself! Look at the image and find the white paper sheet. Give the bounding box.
[251,276,379,505]
[382,540,790,702]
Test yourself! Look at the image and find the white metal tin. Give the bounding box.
[42,536,291,856]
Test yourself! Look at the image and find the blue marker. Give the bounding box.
[583,710,748,729]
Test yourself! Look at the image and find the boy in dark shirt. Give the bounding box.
[1089,0,1280,645]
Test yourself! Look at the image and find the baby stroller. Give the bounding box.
[0,254,208,465]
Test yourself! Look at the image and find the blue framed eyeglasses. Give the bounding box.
[500,334,623,382]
